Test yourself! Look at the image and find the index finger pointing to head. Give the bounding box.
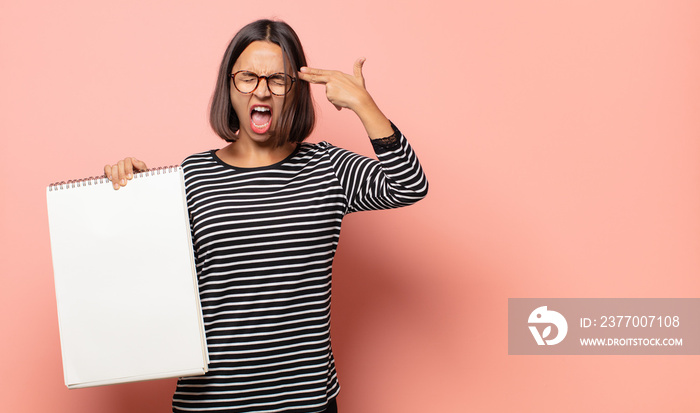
[300,66,327,75]
[298,71,329,84]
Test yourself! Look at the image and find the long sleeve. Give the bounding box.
[176,125,426,412]
[325,123,428,214]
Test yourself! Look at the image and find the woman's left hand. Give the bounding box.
[298,58,372,113]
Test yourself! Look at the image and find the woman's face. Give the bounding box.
[230,41,287,145]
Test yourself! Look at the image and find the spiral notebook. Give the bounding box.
[46,166,209,389]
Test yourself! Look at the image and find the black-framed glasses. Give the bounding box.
[229,71,296,96]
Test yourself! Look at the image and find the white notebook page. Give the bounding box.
[47,168,208,388]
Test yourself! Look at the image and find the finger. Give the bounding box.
[104,164,112,180]
[299,66,334,76]
[132,158,148,172]
[117,160,127,186]
[353,58,366,81]
[298,71,330,84]
[110,164,120,190]
[124,158,134,180]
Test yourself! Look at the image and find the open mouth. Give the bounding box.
[250,105,272,134]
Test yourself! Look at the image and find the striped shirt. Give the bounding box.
[172,124,428,412]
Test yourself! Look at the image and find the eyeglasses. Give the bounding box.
[229,71,296,96]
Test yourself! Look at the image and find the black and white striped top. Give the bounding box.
[172,124,428,412]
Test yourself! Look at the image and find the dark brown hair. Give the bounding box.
[209,19,315,146]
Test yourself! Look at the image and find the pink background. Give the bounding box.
[2,1,699,411]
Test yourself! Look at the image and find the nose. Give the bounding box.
[253,77,271,98]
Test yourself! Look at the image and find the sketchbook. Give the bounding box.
[46,166,208,389]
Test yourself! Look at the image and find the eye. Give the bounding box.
[237,72,257,83]
[268,74,288,86]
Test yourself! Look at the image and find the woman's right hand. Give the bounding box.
[104,157,148,190]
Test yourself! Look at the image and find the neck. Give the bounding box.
[216,135,296,168]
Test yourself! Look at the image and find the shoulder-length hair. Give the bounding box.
[209,19,315,146]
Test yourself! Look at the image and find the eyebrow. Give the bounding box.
[235,69,286,75]
[237,67,284,74]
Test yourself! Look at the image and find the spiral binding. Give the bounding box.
[48,165,181,191]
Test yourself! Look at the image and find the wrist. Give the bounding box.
[352,96,393,140]
[350,92,377,117]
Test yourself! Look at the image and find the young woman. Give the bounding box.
[105,19,427,413]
